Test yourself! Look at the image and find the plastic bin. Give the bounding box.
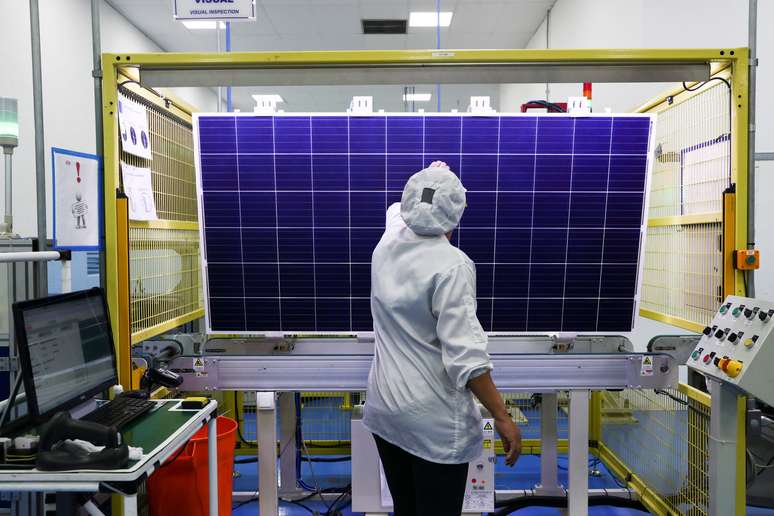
[148,416,237,516]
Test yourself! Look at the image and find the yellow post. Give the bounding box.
[730,49,750,297]
[100,56,130,386]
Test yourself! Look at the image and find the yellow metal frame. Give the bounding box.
[101,47,750,385]
[100,48,750,513]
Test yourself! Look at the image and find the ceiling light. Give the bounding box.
[181,20,226,30]
[252,94,285,103]
[409,12,453,27]
[403,93,432,102]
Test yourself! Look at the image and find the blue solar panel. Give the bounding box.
[195,113,654,334]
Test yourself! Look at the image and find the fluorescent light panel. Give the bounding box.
[252,94,285,103]
[409,11,453,27]
[181,20,226,30]
[403,93,432,102]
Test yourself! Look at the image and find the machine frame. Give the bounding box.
[99,48,751,516]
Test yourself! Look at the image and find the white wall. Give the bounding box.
[499,0,771,348]
[0,0,217,238]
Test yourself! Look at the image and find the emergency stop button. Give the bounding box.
[727,361,743,378]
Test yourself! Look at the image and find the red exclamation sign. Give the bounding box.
[76,162,81,183]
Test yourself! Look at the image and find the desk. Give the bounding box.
[0,399,218,516]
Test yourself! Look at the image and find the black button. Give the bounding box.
[728,333,738,342]
[713,357,721,367]
[703,326,712,336]
[715,330,725,339]
[745,308,754,318]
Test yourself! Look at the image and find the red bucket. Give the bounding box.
[148,416,237,516]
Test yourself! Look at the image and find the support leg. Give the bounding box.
[535,392,562,495]
[568,390,589,516]
[708,379,739,516]
[207,413,219,516]
[257,392,279,516]
[121,494,138,516]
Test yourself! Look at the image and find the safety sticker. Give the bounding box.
[483,440,492,449]
[483,422,493,431]
[641,356,654,376]
[193,358,205,371]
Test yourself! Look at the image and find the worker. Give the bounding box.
[363,161,522,516]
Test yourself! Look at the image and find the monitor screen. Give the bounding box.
[14,289,117,418]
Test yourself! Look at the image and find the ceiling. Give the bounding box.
[107,0,555,111]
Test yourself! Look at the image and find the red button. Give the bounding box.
[703,355,711,364]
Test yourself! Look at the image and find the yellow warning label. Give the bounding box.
[643,357,652,365]
[483,440,492,449]
[483,422,493,431]
[193,358,204,368]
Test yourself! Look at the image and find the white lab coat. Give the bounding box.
[363,203,492,464]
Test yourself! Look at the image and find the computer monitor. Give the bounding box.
[13,288,117,421]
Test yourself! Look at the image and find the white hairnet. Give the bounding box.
[400,166,467,236]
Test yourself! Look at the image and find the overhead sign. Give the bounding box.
[173,0,256,21]
[52,148,101,251]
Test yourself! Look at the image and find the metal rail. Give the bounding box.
[170,352,677,392]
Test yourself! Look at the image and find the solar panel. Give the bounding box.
[195,113,654,334]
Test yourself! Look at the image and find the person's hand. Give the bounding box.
[495,415,522,467]
[429,160,448,168]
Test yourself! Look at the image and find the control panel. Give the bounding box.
[687,296,774,406]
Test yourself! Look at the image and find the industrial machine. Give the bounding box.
[96,47,754,516]
[687,296,774,516]
[160,107,681,516]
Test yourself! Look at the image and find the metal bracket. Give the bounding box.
[550,333,577,353]
[0,357,17,372]
[91,69,103,79]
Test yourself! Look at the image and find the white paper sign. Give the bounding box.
[121,162,158,221]
[52,148,101,250]
[118,97,153,160]
[173,0,256,20]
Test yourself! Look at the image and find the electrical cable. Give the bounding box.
[525,99,566,113]
[492,495,645,515]
[301,455,351,463]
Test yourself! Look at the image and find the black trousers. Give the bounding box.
[373,434,469,516]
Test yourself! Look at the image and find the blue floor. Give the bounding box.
[232,400,774,514]
[231,453,650,515]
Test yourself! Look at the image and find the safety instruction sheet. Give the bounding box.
[52,148,101,250]
[118,97,153,160]
[121,162,158,221]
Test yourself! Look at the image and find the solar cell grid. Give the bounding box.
[195,113,654,334]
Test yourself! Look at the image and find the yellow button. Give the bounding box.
[727,361,743,378]
[744,338,756,348]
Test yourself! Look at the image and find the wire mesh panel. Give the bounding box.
[641,223,722,328]
[640,80,730,330]
[648,82,730,219]
[601,388,710,515]
[118,89,203,343]
[129,227,202,338]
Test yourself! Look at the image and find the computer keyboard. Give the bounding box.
[80,397,156,430]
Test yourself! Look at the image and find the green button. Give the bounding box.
[719,305,728,314]
[691,351,700,360]
[732,307,742,317]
